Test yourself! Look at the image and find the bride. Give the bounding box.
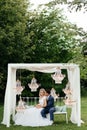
[14,88,52,126]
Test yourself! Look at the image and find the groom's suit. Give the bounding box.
[41,95,55,121]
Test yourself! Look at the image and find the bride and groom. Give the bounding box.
[14,88,55,126]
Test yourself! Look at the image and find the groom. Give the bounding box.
[41,89,55,123]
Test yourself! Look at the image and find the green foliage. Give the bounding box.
[0,0,83,99]
[67,0,87,12]
[0,0,30,99]
[67,1,87,83]
[48,0,87,12]
[0,0,30,63]
[25,5,80,63]
[68,45,87,81]
[44,1,87,84]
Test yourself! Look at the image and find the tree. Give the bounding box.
[25,4,80,63]
[65,0,87,84]
[21,3,81,94]
[46,0,87,11]
[47,1,87,86]
[67,0,87,12]
[0,0,30,100]
[0,0,83,100]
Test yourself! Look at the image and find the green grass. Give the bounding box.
[0,97,87,130]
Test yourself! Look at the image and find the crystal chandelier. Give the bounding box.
[63,82,76,107]
[51,68,65,84]
[16,96,26,112]
[28,77,40,92]
[15,79,25,95]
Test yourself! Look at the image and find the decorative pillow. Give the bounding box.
[55,105,66,112]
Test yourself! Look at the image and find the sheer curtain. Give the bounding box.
[2,66,16,127]
[67,66,81,126]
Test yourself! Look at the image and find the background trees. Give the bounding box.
[0,0,85,100]
[66,0,87,91]
[25,4,80,63]
[48,0,87,90]
[21,3,81,96]
[0,0,30,100]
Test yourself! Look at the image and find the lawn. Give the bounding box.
[0,97,87,130]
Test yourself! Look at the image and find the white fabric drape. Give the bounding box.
[71,67,81,126]
[1,63,81,127]
[2,66,16,127]
[67,66,81,126]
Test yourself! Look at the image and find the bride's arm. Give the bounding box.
[35,98,47,108]
[35,104,42,108]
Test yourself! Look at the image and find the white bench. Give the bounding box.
[54,105,68,124]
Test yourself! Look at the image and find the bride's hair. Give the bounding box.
[39,88,46,97]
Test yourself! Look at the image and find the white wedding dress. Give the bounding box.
[14,96,52,127]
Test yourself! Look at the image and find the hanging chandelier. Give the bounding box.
[28,77,40,92]
[51,68,65,84]
[63,82,76,107]
[15,79,25,95]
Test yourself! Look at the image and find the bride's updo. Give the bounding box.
[39,88,46,97]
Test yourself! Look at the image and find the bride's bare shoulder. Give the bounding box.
[43,96,47,99]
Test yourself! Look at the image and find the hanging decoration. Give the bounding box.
[15,79,25,95]
[16,96,26,112]
[63,82,76,107]
[51,88,59,101]
[51,68,65,84]
[28,77,40,92]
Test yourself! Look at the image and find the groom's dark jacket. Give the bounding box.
[45,95,54,110]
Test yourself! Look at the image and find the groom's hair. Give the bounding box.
[45,89,51,94]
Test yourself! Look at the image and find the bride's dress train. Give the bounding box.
[14,96,52,127]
